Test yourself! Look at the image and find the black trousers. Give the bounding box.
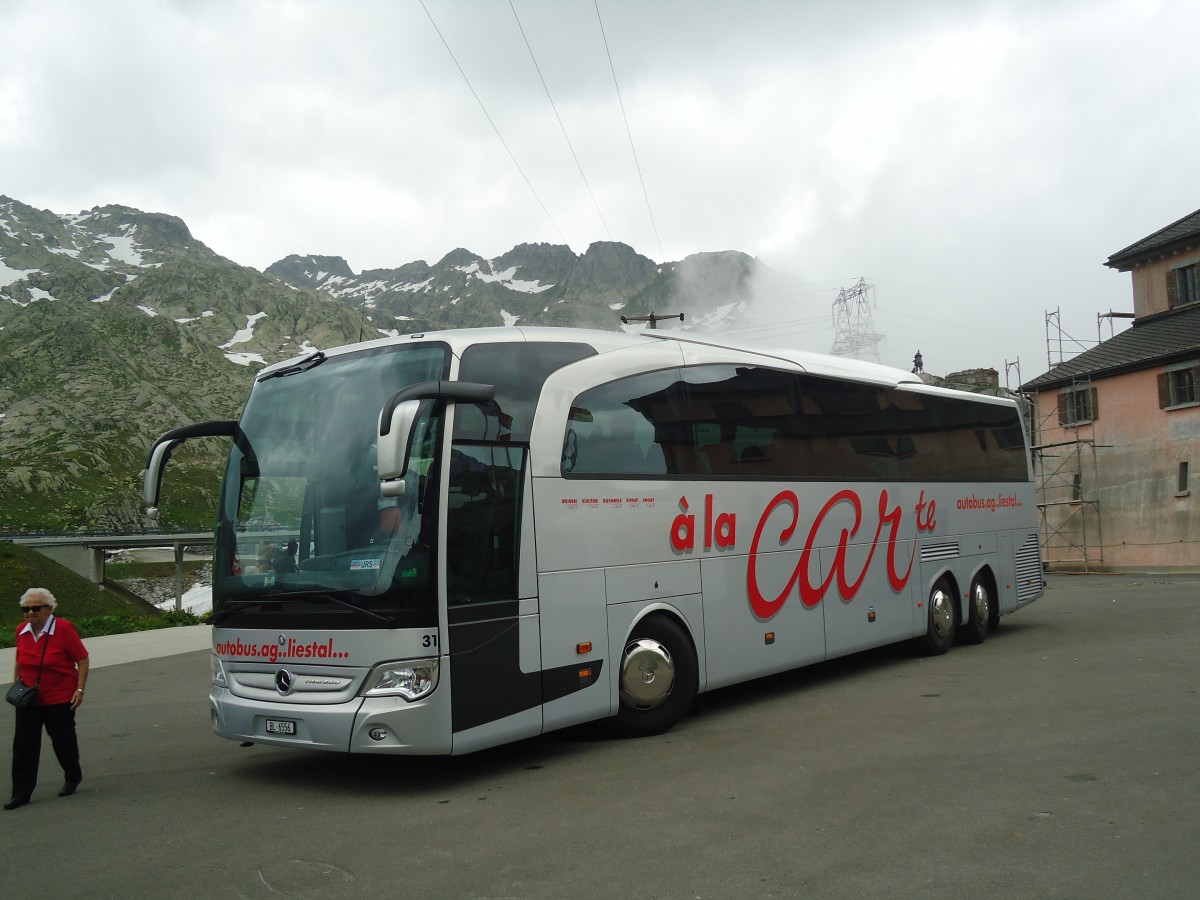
[10,703,82,799]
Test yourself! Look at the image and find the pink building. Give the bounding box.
[1022,209,1200,571]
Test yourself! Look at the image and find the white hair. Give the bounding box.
[20,587,57,610]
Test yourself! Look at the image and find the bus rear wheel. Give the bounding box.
[616,616,697,737]
[920,577,957,655]
[961,574,993,645]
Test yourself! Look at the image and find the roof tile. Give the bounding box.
[1106,208,1200,270]
[1021,305,1200,390]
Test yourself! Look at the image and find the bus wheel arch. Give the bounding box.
[615,612,698,737]
[961,566,998,645]
[920,574,958,655]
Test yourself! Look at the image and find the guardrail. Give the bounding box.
[6,531,215,549]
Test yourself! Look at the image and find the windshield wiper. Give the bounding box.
[209,600,262,625]
[316,592,397,627]
[257,350,326,382]
[210,590,397,627]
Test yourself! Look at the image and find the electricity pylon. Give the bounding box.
[830,277,884,363]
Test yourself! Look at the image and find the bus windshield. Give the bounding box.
[213,343,450,628]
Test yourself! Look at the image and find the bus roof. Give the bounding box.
[257,325,931,391]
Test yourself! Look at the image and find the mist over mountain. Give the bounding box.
[0,195,773,531]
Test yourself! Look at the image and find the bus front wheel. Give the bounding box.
[616,616,697,737]
[921,577,957,655]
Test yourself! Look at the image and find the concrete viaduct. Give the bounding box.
[10,532,215,606]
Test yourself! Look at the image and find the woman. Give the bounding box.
[6,588,90,811]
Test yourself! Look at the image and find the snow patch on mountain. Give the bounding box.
[1,262,37,288]
[226,351,267,366]
[400,277,434,293]
[687,300,746,330]
[221,312,271,364]
[474,264,554,294]
[98,224,145,266]
[221,312,267,348]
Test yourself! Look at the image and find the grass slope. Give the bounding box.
[0,542,199,649]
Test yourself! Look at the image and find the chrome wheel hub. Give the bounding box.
[930,587,954,640]
[972,583,989,627]
[619,638,675,710]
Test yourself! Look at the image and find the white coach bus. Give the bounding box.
[144,326,1043,755]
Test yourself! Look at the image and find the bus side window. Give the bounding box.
[692,422,722,475]
[575,411,663,475]
[446,444,524,605]
[565,370,681,477]
[682,365,806,478]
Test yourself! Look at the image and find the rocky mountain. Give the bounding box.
[264,241,763,334]
[0,197,369,531]
[0,195,772,532]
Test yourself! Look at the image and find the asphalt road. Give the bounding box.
[1,575,1197,900]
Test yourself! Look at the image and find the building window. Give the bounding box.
[1171,369,1196,405]
[1168,264,1200,309]
[1158,364,1200,409]
[1057,385,1097,426]
[1178,461,1190,496]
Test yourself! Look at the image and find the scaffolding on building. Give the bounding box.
[1028,309,1106,571]
[1030,423,1104,570]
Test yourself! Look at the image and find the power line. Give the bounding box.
[741,284,842,302]
[509,0,612,241]
[594,0,664,260]
[874,308,971,328]
[719,316,834,339]
[419,0,568,245]
[699,306,834,336]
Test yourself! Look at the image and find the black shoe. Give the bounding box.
[58,782,79,798]
[3,796,30,810]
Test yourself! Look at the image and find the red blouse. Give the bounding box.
[14,616,89,706]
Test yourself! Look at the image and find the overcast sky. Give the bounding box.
[4,0,1196,380]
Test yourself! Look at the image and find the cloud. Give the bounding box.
[2,0,1195,376]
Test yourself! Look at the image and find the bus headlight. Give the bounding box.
[211,653,228,688]
[362,658,439,701]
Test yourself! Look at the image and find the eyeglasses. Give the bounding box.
[20,605,48,613]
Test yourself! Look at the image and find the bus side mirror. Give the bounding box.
[377,381,495,498]
[143,420,239,516]
[378,400,422,497]
[143,438,181,517]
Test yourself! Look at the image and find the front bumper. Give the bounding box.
[209,686,453,754]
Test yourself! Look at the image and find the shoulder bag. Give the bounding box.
[5,629,51,708]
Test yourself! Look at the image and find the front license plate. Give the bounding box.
[265,719,296,735]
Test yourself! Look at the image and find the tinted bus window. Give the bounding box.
[926,393,1029,481]
[563,369,686,476]
[793,374,891,479]
[564,365,1029,483]
[456,342,595,443]
[681,365,808,478]
[446,443,526,607]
